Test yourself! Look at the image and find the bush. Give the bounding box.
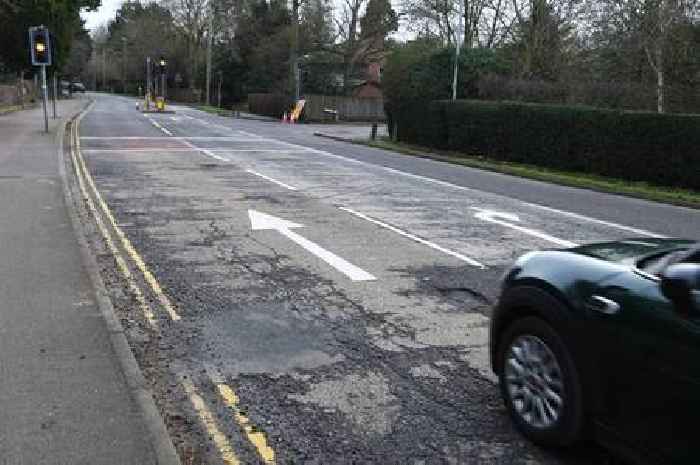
[395,100,700,190]
[382,40,509,135]
[248,93,293,118]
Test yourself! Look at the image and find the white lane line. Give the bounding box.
[472,208,579,248]
[249,209,376,281]
[80,136,264,141]
[180,113,265,139]
[190,113,666,237]
[232,130,665,239]
[339,207,485,268]
[82,148,197,153]
[146,117,173,136]
[173,136,229,161]
[246,170,298,190]
[208,149,310,152]
[80,148,302,153]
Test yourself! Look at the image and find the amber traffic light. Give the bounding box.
[29,26,52,66]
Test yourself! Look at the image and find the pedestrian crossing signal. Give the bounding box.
[29,26,51,66]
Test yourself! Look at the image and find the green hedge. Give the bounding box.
[394,100,700,190]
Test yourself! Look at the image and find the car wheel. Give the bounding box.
[498,316,583,447]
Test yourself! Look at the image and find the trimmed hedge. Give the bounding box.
[395,100,700,190]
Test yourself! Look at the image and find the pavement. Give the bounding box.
[308,122,388,141]
[0,98,161,464]
[45,93,699,465]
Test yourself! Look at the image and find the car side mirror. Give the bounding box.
[661,263,700,318]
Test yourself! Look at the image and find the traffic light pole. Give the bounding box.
[41,65,48,133]
[52,73,57,119]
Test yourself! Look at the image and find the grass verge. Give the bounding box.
[0,105,23,115]
[194,104,233,117]
[357,137,700,209]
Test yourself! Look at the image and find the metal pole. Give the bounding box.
[451,0,464,101]
[102,48,106,91]
[146,56,151,110]
[41,66,48,133]
[122,38,127,94]
[217,72,222,108]
[206,12,213,106]
[52,73,57,119]
[161,72,165,99]
[92,50,97,91]
[291,0,300,101]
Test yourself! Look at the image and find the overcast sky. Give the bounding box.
[81,0,124,32]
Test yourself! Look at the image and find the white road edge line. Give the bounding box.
[185,112,666,238]
[230,127,667,239]
[246,170,297,191]
[339,207,485,268]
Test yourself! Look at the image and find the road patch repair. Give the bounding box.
[61,94,662,464]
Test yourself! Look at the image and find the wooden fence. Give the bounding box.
[302,94,385,122]
[0,80,38,107]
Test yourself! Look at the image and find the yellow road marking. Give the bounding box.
[70,122,158,329]
[214,381,276,464]
[73,104,276,465]
[74,108,181,322]
[180,378,241,465]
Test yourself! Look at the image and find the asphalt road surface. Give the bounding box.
[73,94,699,465]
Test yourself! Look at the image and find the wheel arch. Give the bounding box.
[491,280,599,426]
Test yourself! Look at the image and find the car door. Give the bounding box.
[587,271,700,464]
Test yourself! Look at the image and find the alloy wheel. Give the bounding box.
[504,335,565,429]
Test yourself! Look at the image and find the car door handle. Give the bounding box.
[586,295,621,315]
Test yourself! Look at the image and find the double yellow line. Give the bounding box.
[69,105,275,465]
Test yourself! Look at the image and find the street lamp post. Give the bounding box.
[122,37,128,94]
[452,0,465,101]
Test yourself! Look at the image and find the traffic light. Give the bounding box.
[158,57,167,74]
[29,26,51,66]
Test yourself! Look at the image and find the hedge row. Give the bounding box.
[393,100,700,190]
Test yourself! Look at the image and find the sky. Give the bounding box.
[81,0,124,32]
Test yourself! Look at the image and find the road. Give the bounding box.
[72,93,699,465]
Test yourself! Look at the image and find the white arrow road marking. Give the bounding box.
[472,208,579,248]
[248,210,376,281]
[145,116,173,136]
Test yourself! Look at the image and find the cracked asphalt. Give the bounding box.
[71,94,699,465]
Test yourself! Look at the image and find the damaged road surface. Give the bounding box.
[67,94,692,465]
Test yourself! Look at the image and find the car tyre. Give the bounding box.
[498,316,583,447]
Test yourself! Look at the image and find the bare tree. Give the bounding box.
[593,0,698,113]
[164,0,210,91]
[334,0,368,85]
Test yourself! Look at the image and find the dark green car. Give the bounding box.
[490,239,700,465]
